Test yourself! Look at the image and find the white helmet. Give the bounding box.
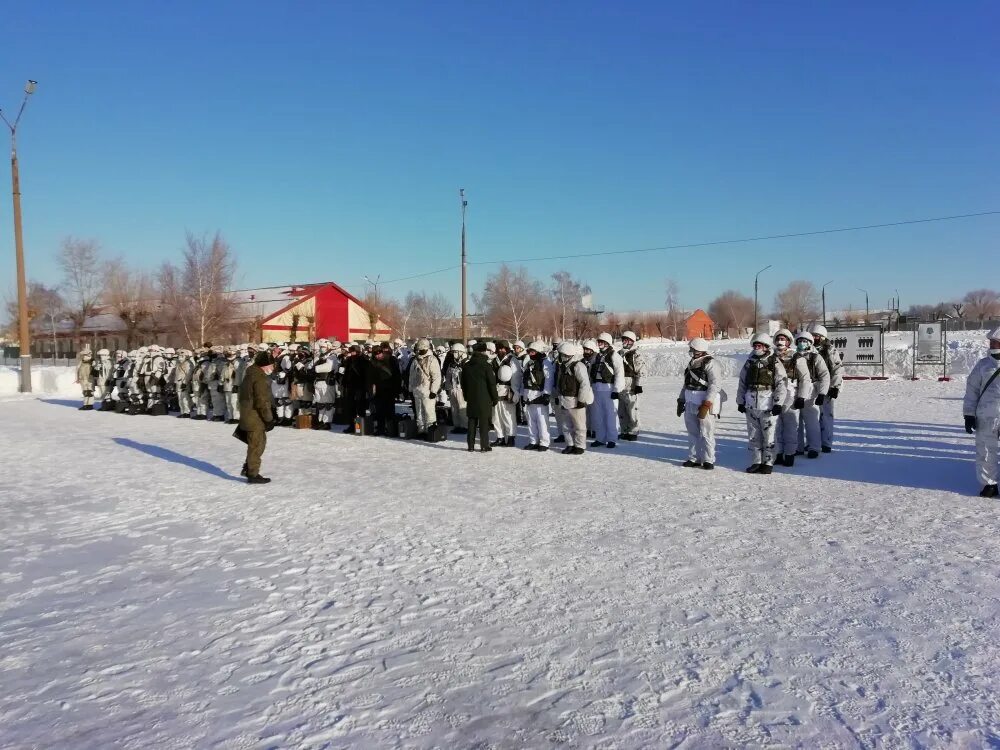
[485,341,496,353]
[552,338,563,348]
[435,344,447,354]
[128,349,138,358]
[513,340,526,351]
[450,342,467,353]
[597,332,614,347]
[621,330,637,342]
[582,338,598,353]
[468,339,477,347]
[416,337,431,353]
[558,342,582,358]
[773,328,793,346]
[527,340,546,353]
[138,346,148,355]
[97,348,110,357]
[809,324,829,339]
[688,337,709,353]
[317,338,331,350]
[164,347,176,356]
[795,331,814,345]
[751,333,773,349]
[149,344,162,354]
[987,327,1000,341]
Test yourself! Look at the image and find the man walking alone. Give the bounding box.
[238,350,277,484]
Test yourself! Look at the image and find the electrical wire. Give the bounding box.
[374,210,1000,284]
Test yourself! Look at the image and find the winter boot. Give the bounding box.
[561,446,574,455]
[807,450,819,459]
[570,447,585,455]
[746,464,762,473]
[246,474,271,484]
[606,441,616,449]
[759,464,773,475]
[980,484,999,498]
[590,440,605,448]
[682,460,701,468]
[506,436,517,447]
[822,446,832,453]
[702,463,714,470]
[784,454,795,467]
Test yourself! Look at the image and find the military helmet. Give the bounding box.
[597,332,614,347]
[513,340,526,351]
[450,342,467,354]
[621,330,637,342]
[582,338,598,353]
[97,348,110,357]
[795,331,814,345]
[164,347,176,356]
[558,342,582,358]
[689,337,709,353]
[809,324,829,339]
[527,340,546,354]
[751,332,773,348]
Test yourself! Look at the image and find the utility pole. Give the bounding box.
[858,287,869,323]
[460,188,468,344]
[1,80,36,392]
[822,280,834,325]
[753,264,771,334]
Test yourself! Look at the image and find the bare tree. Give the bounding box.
[106,260,157,348]
[963,289,1000,322]
[475,264,545,341]
[603,312,622,337]
[773,281,820,330]
[58,237,106,349]
[159,232,238,347]
[5,282,63,350]
[952,302,965,320]
[708,290,754,338]
[549,271,590,340]
[408,292,456,339]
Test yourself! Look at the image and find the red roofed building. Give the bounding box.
[684,309,715,340]
[234,282,394,344]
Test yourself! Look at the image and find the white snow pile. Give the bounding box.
[1,377,997,748]
[0,365,80,398]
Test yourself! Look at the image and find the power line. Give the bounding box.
[375,209,1000,284]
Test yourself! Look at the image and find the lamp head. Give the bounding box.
[25,80,37,95]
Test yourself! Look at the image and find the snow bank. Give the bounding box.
[638,329,991,379]
[0,366,80,396]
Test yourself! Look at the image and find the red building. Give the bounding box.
[684,309,715,340]
[235,282,394,343]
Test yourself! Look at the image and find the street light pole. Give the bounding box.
[460,188,468,345]
[1,79,37,393]
[821,280,834,325]
[753,264,772,334]
[858,287,869,323]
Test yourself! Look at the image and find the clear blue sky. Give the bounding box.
[2,1,998,314]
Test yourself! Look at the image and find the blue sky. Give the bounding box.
[1,1,998,314]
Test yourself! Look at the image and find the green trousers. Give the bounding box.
[246,430,267,476]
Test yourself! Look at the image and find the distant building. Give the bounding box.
[684,309,715,340]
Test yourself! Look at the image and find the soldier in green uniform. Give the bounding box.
[238,350,276,484]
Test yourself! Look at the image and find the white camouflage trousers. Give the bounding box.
[745,407,777,466]
[224,391,239,421]
[683,402,716,464]
[449,390,468,429]
[177,386,193,415]
[560,405,588,449]
[492,400,517,439]
[795,400,823,453]
[313,381,334,424]
[526,403,551,447]
[976,417,1000,486]
[618,388,640,435]
[821,396,836,449]
[590,383,618,443]
[413,393,436,432]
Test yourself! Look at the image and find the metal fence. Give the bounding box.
[0,355,77,367]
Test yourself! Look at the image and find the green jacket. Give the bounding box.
[238,365,274,431]
[460,352,499,418]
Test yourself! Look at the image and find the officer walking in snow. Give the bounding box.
[736,333,788,474]
[238,350,277,484]
[678,337,720,469]
[810,324,843,452]
[963,327,1000,498]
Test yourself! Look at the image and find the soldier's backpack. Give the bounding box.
[114,399,128,414]
[397,415,417,439]
[436,404,451,426]
[295,413,313,429]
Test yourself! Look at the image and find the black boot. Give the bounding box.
[746,464,762,473]
[247,474,271,484]
[561,446,574,455]
[682,460,701,468]
[759,464,773,475]
[980,484,999,498]
[807,450,819,459]
[822,446,832,453]
[702,462,714,470]
[506,436,516,447]
[784,454,795,467]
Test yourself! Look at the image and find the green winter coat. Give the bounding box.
[238,364,274,431]
[460,352,498,419]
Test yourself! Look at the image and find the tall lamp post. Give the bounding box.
[753,264,772,334]
[460,188,468,345]
[857,287,869,324]
[821,280,834,325]
[0,79,36,393]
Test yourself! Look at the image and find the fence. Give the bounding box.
[1,355,77,368]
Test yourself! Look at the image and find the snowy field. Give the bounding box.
[1,377,999,749]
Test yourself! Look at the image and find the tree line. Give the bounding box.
[5,232,240,350]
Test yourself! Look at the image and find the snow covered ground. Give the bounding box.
[1,378,998,748]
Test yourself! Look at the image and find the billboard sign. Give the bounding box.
[826,326,883,366]
[915,322,944,363]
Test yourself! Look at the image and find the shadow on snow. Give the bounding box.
[112,437,242,482]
